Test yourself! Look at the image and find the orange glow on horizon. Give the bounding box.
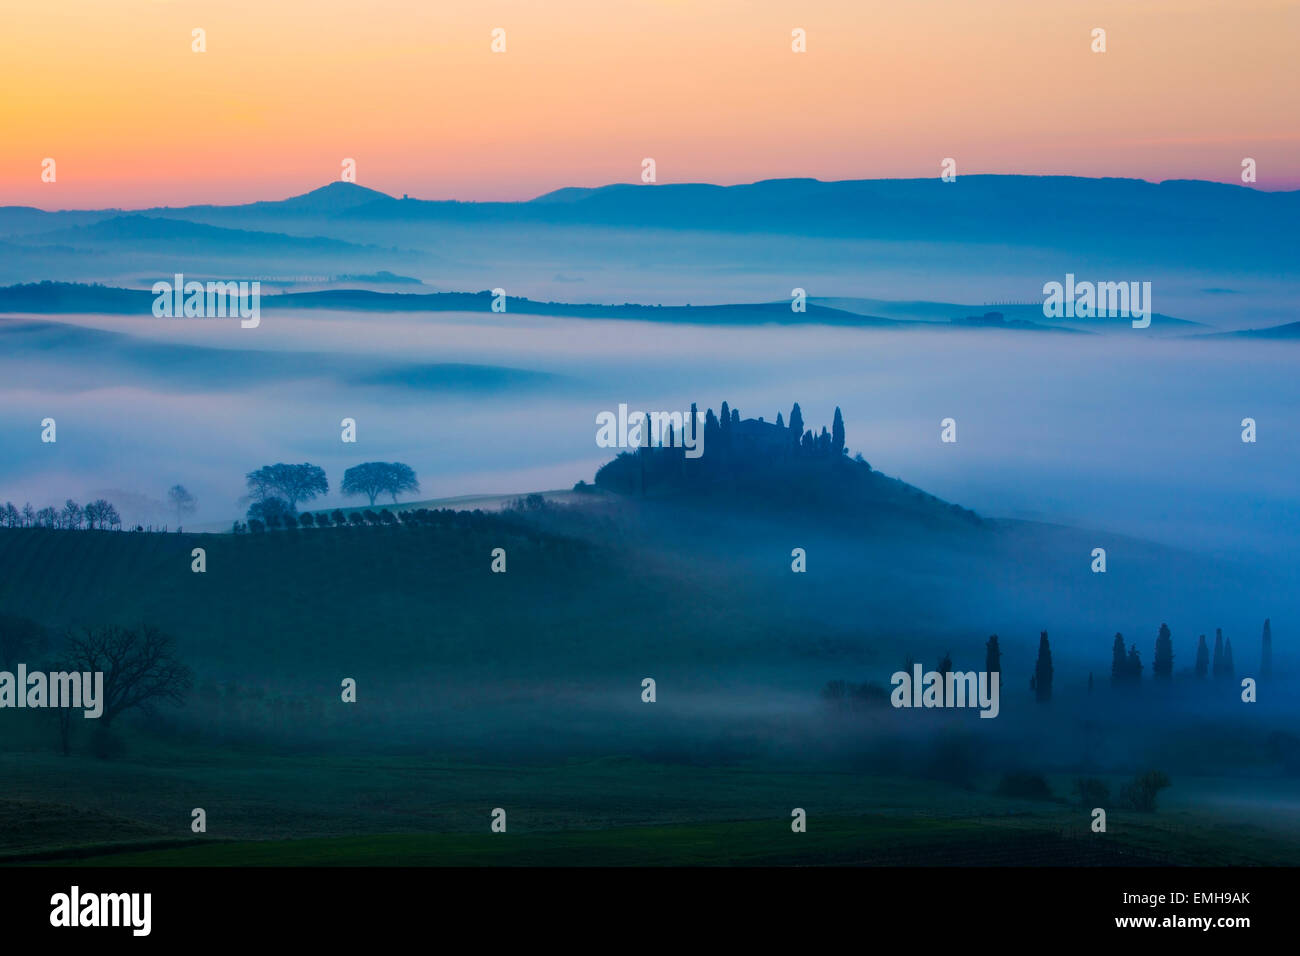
[2,0,1297,209]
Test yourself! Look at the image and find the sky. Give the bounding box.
[1,0,1297,208]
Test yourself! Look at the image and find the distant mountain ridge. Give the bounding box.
[6,175,1296,247]
[29,214,386,255]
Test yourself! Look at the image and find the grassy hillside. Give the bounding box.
[0,516,735,680]
[3,489,1295,867]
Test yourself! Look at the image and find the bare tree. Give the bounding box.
[62,624,193,730]
[167,485,198,527]
[61,499,83,530]
[84,499,117,530]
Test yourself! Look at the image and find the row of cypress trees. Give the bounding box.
[934,620,1274,704]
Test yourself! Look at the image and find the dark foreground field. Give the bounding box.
[3,739,1297,866]
[2,473,1296,867]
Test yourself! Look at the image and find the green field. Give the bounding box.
[3,738,1297,866]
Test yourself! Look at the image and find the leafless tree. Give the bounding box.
[62,624,193,730]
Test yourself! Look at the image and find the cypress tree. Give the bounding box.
[832,407,846,456]
[1153,623,1173,679]
[1224,637,1234,678]
[1111,633,1127,685]
[1127,643,1143,683]
[1195,634,1209,678]
[1212,628,1225,678]
[703,408,720,456]
[1034,631,1053,702]
[788,403,804,449]
[985,635,1001,689]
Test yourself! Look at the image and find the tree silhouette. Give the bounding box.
[246,463,328,509]
[985,634,1001,688]
[1212,628,1226,678]
[83,499,118,531]
[788,403,804,449]
[703,408,720,454]
[341,462,420,506]
[247,497,293,529]
[832,407,846,456]
[61,624,193,733]
[1034,631,1053,702]
[1223,637,1234,678]
[1194,634,1209,678]
[1153,623,1173,679]
[167,485,197,526]
[1110,632,1127,685]
[1126,643,1143,683]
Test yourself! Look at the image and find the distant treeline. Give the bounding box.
[0,498,121,531]
[236,498,550,537]
[825,621,1277,708]
[0,484,199,533]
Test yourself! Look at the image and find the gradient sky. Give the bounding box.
[2,0,1297,208]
